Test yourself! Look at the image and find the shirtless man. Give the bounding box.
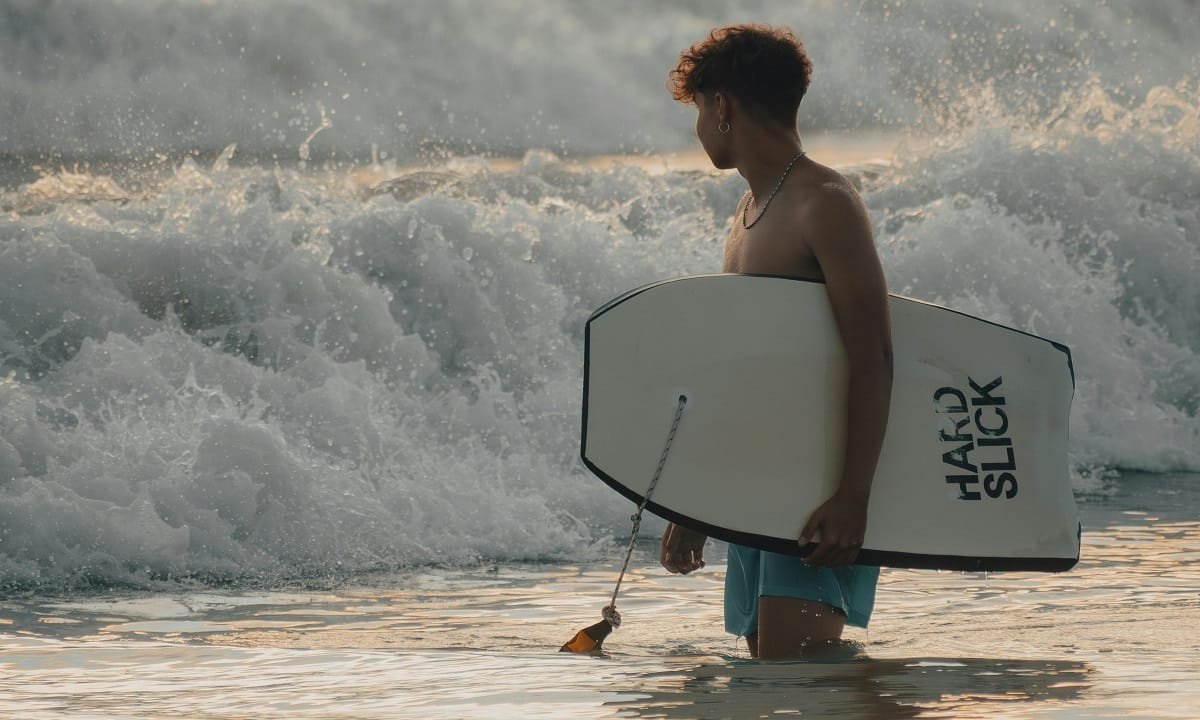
[659,25,894,660]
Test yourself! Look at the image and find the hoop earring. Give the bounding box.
[718,121,731,134]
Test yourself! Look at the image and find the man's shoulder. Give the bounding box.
[794,167,867,225]
[799,162,862,204]
[787,163,872,254]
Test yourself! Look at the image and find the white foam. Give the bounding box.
[1,86,1197,590]
[0,152,741,588]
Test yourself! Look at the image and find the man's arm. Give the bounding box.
[798,182,894,566]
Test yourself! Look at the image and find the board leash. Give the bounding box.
[561,394,688,653]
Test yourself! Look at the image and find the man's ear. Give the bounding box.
[715,92,730,124]
[716,91,744,126]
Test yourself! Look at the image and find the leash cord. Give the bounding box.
[604,394,688,627]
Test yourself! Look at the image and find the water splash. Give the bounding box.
[1,82,1198,589]
[1,1,1197,160]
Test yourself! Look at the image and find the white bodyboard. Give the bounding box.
[581,274,1079,572]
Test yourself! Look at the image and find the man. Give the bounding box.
[659,24,894,660]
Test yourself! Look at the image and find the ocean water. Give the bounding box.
[1,474,1199,718]
[2,1,1199,717]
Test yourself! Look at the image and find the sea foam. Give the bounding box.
[1,4,1198,588]
[3,82,1198,588]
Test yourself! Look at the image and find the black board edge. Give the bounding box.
[583,455,1079,573]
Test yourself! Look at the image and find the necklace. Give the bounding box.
[742,149,806,229]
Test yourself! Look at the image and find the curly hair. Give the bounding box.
[669,24,814,129]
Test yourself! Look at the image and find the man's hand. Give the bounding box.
[799,491,868,566]
[660,522,707,574]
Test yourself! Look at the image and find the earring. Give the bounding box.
[718,121,731,134]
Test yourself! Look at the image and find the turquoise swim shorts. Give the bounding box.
[724,542,880,636]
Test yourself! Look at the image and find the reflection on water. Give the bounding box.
[605,657,1092,720]
[0,478,1198,719]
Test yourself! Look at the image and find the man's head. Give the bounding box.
[669,24,814,131]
